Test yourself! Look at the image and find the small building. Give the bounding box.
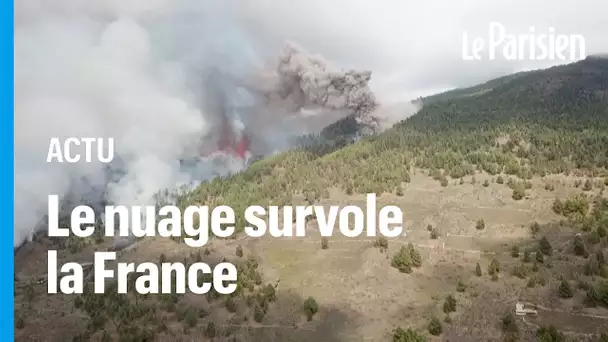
[515,302,538,316]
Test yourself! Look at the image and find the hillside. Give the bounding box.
[14,58,608,342]
[184,57,608,217]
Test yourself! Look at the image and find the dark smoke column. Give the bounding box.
[272,43,381,135]
[191,43,386,169]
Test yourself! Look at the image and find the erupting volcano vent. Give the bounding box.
[196,42,402,167]
[201,114,250,160]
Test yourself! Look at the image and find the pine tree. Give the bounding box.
[391,246,413,273]
[523,250,531,262]
[443,295,457,313]
[535,251,544,264]
[573,235,586,256]
[408,243,422,268]
[558,280,573,299]
[488,258,500,275]
[539,236,553,256]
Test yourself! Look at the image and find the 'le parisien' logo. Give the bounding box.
[462,22,586,61]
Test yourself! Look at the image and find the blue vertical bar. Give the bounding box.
[0,0,15,338]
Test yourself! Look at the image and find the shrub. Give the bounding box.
[15,316,25,330]
[392,246,413,273]
[535,251,544,264]
[512,187,525,200]
[205,322,217,338]
[303,297,318,321]
[530,222,541,235]
[523,250,531,262]
[253,305,265,322]
[488,258,500,275]
[536,325,565,342]
[558,280,574,299]
[598,225,607,238]
[456,279,467,292]
[588,231,600,244]
[392,244,422,273]
[427,316,442,336]
[511,246,519,258]
[430,228,439,239]
[408,243,422,268]
[539,236,553,256]
[501,311,518,334]
[573,235,586,256]
[321,237,329,250]
[225,297,237,313]
[374,236,389,251]
[391,327,428,342]
[512,264,528,279]
[443,295,456,313]
[476,219,485,230]
[583,179,593,191]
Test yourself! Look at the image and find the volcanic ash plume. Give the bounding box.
[14,0,420,248]
[244,43,382,136]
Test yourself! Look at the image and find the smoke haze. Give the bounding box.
[14,0,421,247]
[17,0,606,247]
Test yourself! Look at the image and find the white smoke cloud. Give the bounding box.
[14,0,423,248]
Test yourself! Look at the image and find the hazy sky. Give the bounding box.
[235,0,608,97]
[16,0,608,98]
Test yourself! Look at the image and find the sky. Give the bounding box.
[236,0,608,98]
[13,0,608,246]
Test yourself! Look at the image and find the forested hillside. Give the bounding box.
[179,57,608,230]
